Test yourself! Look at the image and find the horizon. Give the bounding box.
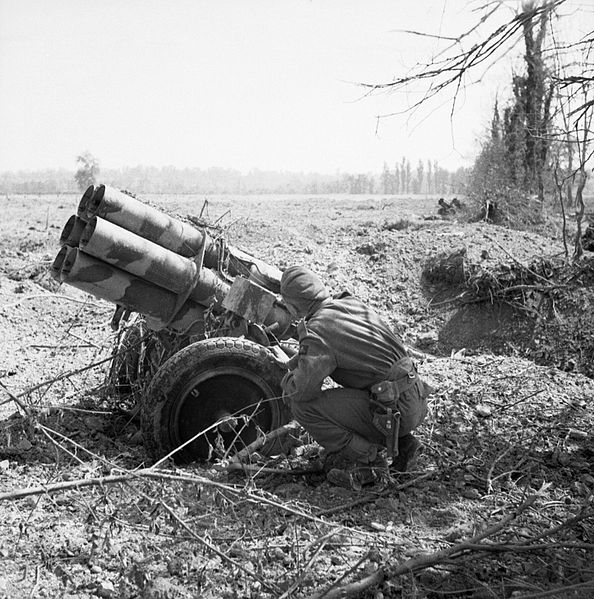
[0,161,470,177]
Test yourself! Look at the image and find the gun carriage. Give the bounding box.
[52,185,296,462]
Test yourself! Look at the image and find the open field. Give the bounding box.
[0,192,593,598]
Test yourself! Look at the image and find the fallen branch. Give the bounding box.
[515,581,594,599]
[394,494,537,571]
[0,467,368,535]
[230,420,301,462]
[462,541,594,552]
[309,569,383,599]
[224,462,320,475]
[0,471,151,502]
[307,552,376,599]
[311,495,538,598]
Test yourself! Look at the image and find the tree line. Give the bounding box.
[381,159,466,195]
[362,0,593,258]
[0,160,467,196]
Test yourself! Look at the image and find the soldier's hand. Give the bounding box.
[267,346,292,370]
[286,353,299,371]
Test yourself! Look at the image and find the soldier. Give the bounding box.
[280,266,431,490]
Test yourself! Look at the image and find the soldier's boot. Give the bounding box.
[324,437,386,491]
[390,433,422,472]
[326,457,387,491]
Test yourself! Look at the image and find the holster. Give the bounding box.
[370,389,401,459]
[370,356,429,459]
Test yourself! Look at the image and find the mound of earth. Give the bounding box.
[230,206,594,377]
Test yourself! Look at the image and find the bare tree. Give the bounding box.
[362,0,592,254]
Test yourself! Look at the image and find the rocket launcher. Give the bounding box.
[51,185,293,339]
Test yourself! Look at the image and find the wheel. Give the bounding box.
[141,337,289,463]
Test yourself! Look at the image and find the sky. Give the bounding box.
[0,0,544,174]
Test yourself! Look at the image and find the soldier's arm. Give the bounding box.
[281,334,336,403]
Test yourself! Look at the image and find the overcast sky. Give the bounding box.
[0,0,553,174]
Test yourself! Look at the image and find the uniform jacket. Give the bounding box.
[281,292,408,402]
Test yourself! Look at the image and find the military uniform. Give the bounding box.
[280,267,429,468]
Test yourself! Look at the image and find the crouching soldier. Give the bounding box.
[279,266,431,490]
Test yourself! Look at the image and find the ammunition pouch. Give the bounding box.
[370,356,430,457]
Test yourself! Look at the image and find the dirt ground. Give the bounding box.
[0,192,593,598]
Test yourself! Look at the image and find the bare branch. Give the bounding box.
[389,29,459,42]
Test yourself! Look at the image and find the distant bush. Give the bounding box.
[382,218,412,231]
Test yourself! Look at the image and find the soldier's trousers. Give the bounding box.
[291,386,427,464]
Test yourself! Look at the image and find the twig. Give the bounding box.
[279,527,345,599]
[390,495,538,573]
[38,425,87,468]
[0,293,107,311]
[36,422,115,470]
[490,283,569,294]
[224,462,320,475]
[316,470,438,516]
[0,380,31,416]
[462,541,594,552]
[496,389,546,414]
[317,570,383,599]
[311,495,538,599]
[30,344,95,349]
[220,400,265,462]
[307,552,374,599]
[68,330,103,349]
[156,470,365,531]
[0,468,366,534]
[482,233,551,285]
[28,564,40,599]
[514,581,594,599]
[13,354,116,399]
[518,505,594,546]
[230,420,301,462]
[0,472,149,501]
[213,209,231,225]
[199,198,209,219]
[428,290,472,308]
[405,344,438,361]
[430,283,567,310]
[485,446,514,493]
[160,500,280,595]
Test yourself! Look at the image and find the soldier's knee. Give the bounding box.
[290,399,319,425]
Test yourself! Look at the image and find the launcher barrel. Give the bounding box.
[52,185,292,337]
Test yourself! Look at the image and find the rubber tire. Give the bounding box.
[141,337,289,463]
